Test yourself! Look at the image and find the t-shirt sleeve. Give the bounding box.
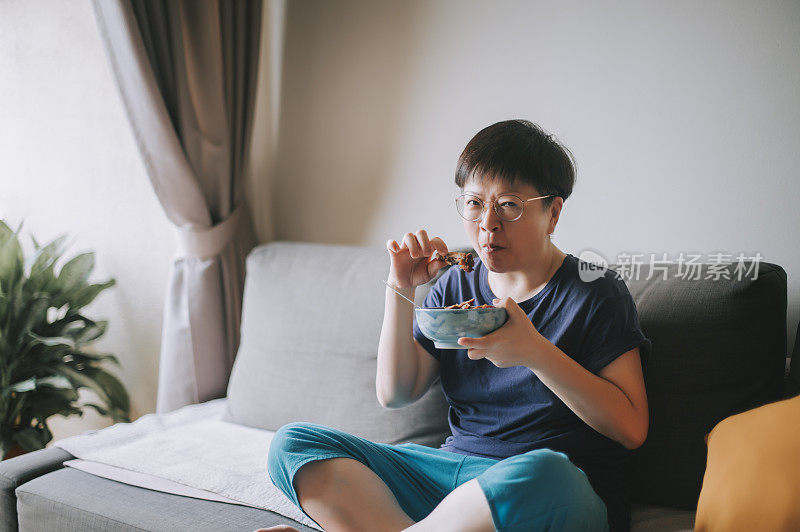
[580,292,652,374]
[412,281,444,361]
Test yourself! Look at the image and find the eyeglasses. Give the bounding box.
[455,193,555,222]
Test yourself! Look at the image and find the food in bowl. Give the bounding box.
[441,298,493,309]
[415,299,508,349]
[433,251,475,272]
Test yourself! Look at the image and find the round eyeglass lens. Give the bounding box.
[456,195,523,221]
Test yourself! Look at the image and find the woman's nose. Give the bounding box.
[479,204,501,232]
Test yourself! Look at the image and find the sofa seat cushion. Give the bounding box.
[15,467,315,532]
[630,503,695,531]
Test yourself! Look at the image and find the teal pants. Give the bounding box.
[268,422,608,531]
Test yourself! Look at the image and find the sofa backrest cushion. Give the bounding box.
[618,260,787,509]
[223,241,453,447]
[788,319,800,396]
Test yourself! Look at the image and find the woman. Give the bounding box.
[262,120,651,532]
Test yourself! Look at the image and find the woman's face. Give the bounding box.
[461,177,561,273]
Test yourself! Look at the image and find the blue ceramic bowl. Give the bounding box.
[414,307,508,349]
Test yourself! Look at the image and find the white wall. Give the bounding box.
[1,0,798,444]
[271,0,800,350]
[0,0,176,441]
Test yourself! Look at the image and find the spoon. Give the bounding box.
[382,280,423,309]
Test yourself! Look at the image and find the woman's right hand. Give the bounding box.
[386,230,449,290]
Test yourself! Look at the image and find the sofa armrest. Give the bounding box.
[0,447,74,532]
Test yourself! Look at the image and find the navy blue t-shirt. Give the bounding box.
[412,253,652,532]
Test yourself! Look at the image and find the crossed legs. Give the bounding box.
[258,456,494,532]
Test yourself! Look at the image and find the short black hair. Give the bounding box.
[455,120,576,209]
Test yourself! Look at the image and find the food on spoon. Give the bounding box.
[432,250,475,273]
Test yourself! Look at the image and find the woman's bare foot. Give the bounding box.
[254,526,301,532]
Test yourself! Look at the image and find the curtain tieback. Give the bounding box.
[176,205,243,260]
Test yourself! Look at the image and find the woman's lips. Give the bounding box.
[482,245,504,253]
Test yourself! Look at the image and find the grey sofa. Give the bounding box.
[1,241,794,532]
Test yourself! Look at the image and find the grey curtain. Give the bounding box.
[92,0,262,413]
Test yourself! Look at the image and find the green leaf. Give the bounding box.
[69,279,115,309]
[24,385,81,419]
[28,331,76,350]
[16,295,50,346]
[74,320,108,345]
[28,234,68,280]
[13,426,49,451]
[58,364,129,415]
[58,252,94,291]
[37,375,75,389]
[39,312,86,337]
[6,375,74,397]
[31,237,75,306]
[8,378,37,393]
[0,441,10,461]
[90,368,130,414]
[68,350,120,366]
[6,394,28,427]
[9,343,72,377]
[82,403,109,417]
[0,221,24,292]
[56,319,87,339]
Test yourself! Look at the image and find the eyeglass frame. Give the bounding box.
[454,193,555,222]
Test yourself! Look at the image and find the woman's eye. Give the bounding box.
[501,201,519,208]
[466,199,482,207]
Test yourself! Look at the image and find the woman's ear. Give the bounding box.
[547,197,564,234]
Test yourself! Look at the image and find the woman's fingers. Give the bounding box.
[389,230,449,287]
[429,237,449,259]
[392,230,444,261]
[402,232,423,258]
[466,348,489,360]
[416,229,432,256]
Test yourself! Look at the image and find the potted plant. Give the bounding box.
[0,220,130,460]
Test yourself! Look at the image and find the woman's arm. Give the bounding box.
[378,230,448,408]
[527,342,649,449]
[457,296,649,450]
[376,285,420,407]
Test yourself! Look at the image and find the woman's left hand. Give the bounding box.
[457,297,546,368]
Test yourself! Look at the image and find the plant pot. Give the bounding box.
[2,444,30,461]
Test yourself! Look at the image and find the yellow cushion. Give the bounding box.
[694,395,800,532]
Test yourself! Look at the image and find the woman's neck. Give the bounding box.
[487,245,566,302]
